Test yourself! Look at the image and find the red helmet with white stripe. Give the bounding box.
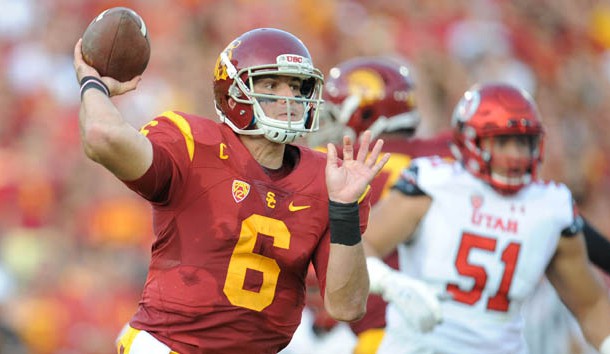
[213,28,324,144]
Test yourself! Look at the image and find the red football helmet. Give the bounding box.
[321,56,419,141]
[451,83,544,194]
[213,28,324,144]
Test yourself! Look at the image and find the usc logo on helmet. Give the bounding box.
[402,90,417,109]
[346,68,385,107]
[285,55,302,63]
[214,40,241,81]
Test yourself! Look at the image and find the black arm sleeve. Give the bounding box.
[582,218,610,275]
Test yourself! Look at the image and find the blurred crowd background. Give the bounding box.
[1,0,610,353]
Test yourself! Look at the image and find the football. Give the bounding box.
[81,7,150,82]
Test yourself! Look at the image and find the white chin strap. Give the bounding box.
[263,128,302,144]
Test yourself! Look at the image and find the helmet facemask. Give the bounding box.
[477,134,541,194]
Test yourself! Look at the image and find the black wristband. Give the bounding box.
[329,200,361,246]
[79,76,109,100]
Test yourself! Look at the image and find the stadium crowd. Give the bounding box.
[0,0,610,352]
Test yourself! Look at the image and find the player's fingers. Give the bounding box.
[356,130,372,163]
[129,75,142,89]
[365,138,384,166]
[371,152,391,176]
[326,142,338,170]
[74,39,83,63]
[121,75,142,93]
[103,75,140,97]
[73,39,86,76]
[74,38,101,83]
[342,135,354,161]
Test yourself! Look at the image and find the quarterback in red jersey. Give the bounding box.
[73,28,389,354]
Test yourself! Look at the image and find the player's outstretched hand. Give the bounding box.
[73,39,141,97]
[326,130,390,203]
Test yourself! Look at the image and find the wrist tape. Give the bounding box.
[80,76,109,100]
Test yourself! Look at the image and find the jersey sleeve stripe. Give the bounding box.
[159,110,195,162]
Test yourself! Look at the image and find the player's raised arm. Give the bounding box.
[73,38,152,181]
[323,131,390,321]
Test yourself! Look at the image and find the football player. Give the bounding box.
[364,83,610,354]
[308,57,610,354]
[73,28,389,353]
[307,56,452,354]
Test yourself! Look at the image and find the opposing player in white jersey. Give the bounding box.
[363,82,610,354]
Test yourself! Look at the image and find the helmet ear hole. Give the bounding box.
[362,108,375,121]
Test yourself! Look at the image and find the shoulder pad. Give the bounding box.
[393,164,426,196]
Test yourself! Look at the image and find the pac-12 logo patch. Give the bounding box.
[232,180,251,203]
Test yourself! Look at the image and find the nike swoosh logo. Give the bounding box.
[289,201,311,212]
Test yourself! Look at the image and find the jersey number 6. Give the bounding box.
[223,214,290,311]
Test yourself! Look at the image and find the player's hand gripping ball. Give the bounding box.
[81,7,150,82]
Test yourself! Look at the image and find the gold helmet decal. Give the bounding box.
[405,90,417,109]
[346,68,385,107]
[214,40,242,81]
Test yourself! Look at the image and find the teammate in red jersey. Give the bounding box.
[73,28,389,354]
[301,56,453,353]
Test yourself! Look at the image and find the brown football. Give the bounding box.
[81,7,150,82]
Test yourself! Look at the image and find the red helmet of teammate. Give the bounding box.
[451,82,544,194]
[321,56,419,141]
[213,28,324,144]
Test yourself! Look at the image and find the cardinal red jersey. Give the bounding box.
[122,111,370,354]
